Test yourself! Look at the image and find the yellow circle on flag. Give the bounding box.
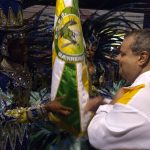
[57,15,84,56]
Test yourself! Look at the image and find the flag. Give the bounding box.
[50,0,92,136]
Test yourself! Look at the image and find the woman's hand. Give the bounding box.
[44,97,73,116]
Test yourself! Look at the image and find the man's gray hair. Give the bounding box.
[125,29,150,54]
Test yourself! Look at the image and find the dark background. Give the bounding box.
[24,0,150,10]
[22,0,150,28]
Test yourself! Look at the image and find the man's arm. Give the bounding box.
[88,103,146,149]
[84,87,126,113]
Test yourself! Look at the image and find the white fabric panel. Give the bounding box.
[76,63,91,131]
[51,57,65,100]
[64,0,72,7]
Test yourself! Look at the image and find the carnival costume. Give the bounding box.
[0,1,50,149]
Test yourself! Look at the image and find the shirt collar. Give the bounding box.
[131,71,150,87]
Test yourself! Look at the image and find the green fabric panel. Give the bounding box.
[56,63,80,132]
[72,0,79,10]
[63,7,79,16]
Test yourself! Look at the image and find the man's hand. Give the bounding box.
[84,96,104,113]
[44,97,73,116]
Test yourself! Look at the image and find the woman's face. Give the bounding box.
[8,39,27,64]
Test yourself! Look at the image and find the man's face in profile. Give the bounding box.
[115,36,142,83]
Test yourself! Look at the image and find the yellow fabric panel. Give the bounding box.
[52,49,57,66]
[56,0,65,17]
[116,84,145,105]
[82,62,89,92]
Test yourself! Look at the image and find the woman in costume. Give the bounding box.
[0,0,31,148]
[0,0,75,149]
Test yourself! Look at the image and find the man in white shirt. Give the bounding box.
[86,29,150,149]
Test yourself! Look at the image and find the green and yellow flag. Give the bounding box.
[50,0,91,136]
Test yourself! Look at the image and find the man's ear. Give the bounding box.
[138,51,149,66]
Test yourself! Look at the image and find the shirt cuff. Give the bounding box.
[96,104,113,114]
[103,97,112,104]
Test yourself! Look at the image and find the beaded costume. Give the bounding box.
[0,56,50,150]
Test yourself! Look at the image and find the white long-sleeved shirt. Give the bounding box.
[88,71,150,149]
